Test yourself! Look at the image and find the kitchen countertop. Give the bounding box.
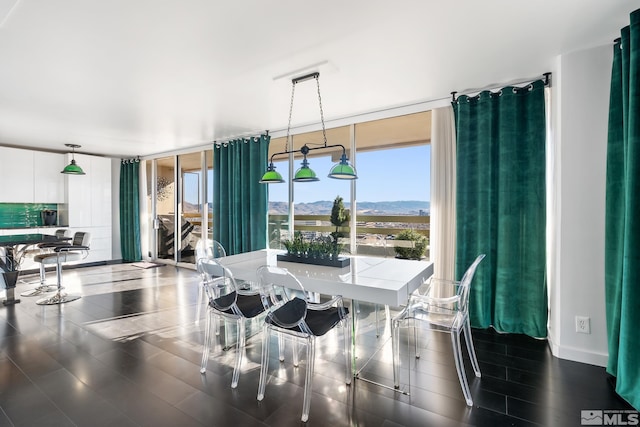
[0,225,69,230]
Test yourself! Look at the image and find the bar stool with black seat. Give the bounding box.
[21,229,69,297]
[34,232,91,305]
[256,265,351,423]
[199,258,266,388]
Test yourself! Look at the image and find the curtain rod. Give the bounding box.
[213,130,269,147]
[451,72,551,102]
[121,156,140,163]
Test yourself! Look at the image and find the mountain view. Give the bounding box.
[268,200,430,216]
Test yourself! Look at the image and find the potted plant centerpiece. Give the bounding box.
[277,196,351,268]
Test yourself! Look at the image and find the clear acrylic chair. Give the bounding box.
[391,254,485,406]
[347,235,390,337]
[256,265,351,422]
[194,239,227,325]
[199,258,266,388]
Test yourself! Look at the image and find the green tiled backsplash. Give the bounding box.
[0,203,58,228]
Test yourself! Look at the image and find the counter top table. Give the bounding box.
[0,233,70,305]
[218,249,434,386]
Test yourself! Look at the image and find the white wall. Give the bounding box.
[111,158,122,261]
[548,43,613,366]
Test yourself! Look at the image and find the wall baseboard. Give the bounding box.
[548,336,608,367]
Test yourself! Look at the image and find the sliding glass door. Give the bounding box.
[146,150,213,268]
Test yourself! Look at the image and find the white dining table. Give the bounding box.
[218,249,434,389]
[217,249,434,307]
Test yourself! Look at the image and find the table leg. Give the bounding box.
[2,270,21,305]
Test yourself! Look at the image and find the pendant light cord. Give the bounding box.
[285,79,296,153]
[315,74,328,147]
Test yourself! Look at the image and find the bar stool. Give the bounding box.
[35,232,91,305]
[21,229,69,297]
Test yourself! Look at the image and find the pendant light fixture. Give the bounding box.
[259,72,357,184]
[61,144,86,175]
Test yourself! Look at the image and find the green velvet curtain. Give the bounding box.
[213,135,269,255]
[120,159,142,262]
[605,8,640,411]
[454,80,547,338]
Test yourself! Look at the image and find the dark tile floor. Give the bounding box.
[0,263,634,426]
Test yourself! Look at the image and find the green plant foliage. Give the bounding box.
[330,196,350,228]
[330,195,350,254]
[394,229,428,260]
[281,233,343,259]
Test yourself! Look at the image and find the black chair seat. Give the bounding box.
[211,292,265,318]
[267,297,349,336]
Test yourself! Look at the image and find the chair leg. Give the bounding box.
[414,317,421,358]
[257,325,271,401]
[463,320,481,377]
[292,339,299,367]
[36,256,80,305]
[195,283,204,325]
[375,304,392,337]
[278,333,285,362]
[301,336,315,423]
[391,316,401,388]
[200,310,213,373]
[343,317,352,385]
[451,329,473,406]
[39,262,46,284]
[21,263,57,297]
[231,318,245,388]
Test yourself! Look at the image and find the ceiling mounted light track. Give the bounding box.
[61,143,85,175]
[259,72,357,184]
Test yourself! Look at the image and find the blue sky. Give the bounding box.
[268,145,430,203]
[184,145,430,205]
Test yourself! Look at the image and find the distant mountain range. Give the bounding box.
[269,200,430,215]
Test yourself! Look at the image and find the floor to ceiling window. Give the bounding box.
[267,111,431,259]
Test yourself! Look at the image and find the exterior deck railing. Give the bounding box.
[178,212,430,258]
[268,213,430,258]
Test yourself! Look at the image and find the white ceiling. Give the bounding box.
[0,1,636,158]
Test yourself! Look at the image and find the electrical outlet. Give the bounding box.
[576,316,591,334]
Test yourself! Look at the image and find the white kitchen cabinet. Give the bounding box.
[66,226,111,264]
[0,147,34,203]
[66,154,112,228]
[90,155,112,227]
[65,154,112,264]
[34,151,65,203]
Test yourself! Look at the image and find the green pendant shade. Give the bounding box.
[61,144,86,175]
[293,157,319,182]
[259,72,358,184]
[259,163,284,183]
[61,159,86,175]
[328,153,357,180]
